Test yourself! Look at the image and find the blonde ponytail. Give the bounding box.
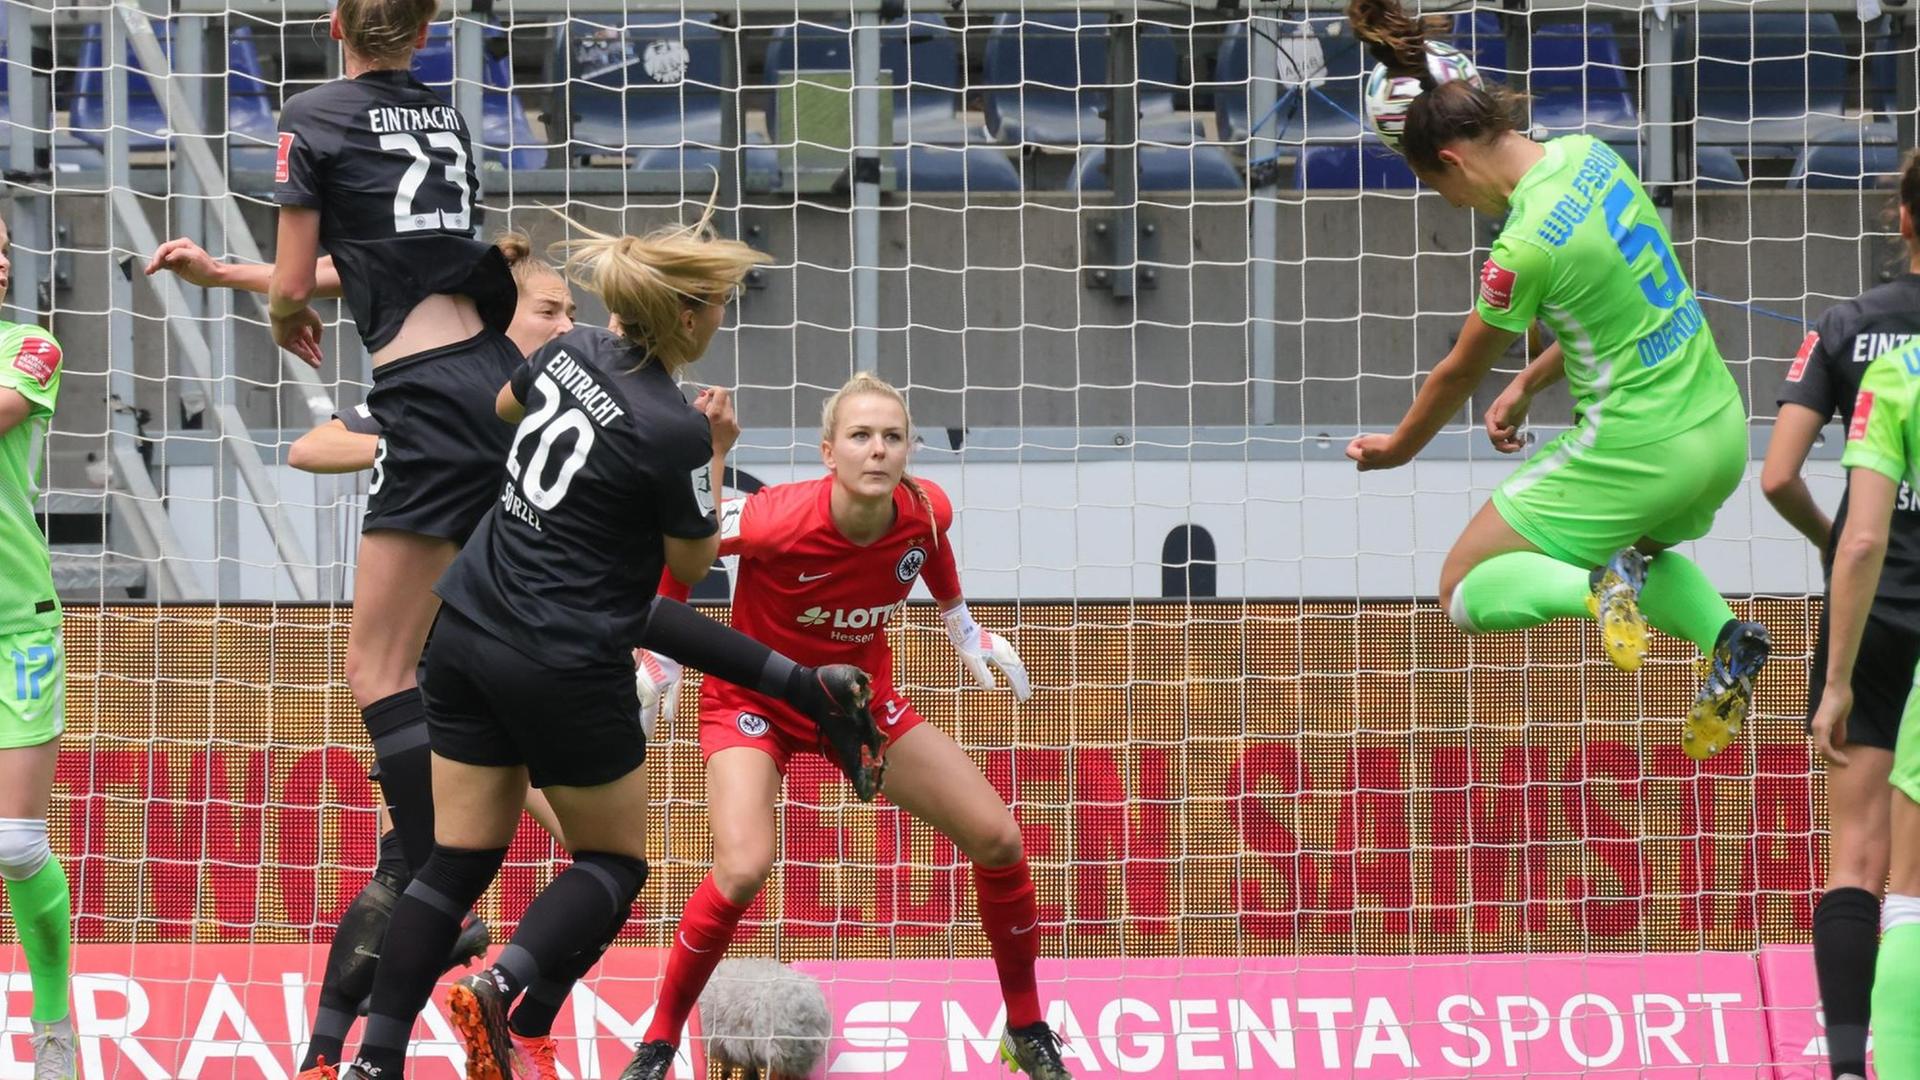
[550,193,770,372]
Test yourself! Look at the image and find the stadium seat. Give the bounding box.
[1213,20,1366,146]
[1695,12,1877,153]
[1790,142,1904,190]
[411,23,548,170]
[764,18,981,146]
[1068,145,1242,192]
[982,14,1198,148]
[1452,14,1636,140]
[1696,144,1747,188]
[69,21,278,172]
[1294,142,1417,190]
[548,13,776,184]
[892,145,1023,194]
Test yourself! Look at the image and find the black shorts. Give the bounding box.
[363,330,523,543]
[1808,602,1920,751]
[421,606,646,789]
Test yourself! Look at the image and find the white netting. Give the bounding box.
[0,0,1909,1075]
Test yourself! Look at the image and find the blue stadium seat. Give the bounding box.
[69,21,277,171]
[1696,144,1746,188]
[1294,142,1417,190]
[411,23,547,169]
[1068,145,1241,192]
[893,145,1023,193]
[1213,20,1366,145]
[1452,14,1635,139]
[1790,142,1904,189]
[1695,12,1866,152]
[982,14,1198,148]
[548,13,776,184]
[764,18,981,145]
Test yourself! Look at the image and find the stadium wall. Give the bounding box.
[37,190,1886,496]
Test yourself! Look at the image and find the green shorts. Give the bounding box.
[0,626,65,749]
[1491,395,1748,568]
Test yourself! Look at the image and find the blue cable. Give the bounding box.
[1695,292,1809,328]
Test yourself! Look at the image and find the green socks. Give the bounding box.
[1448,551,1593,633]
[1639,551,1736,655]
[1873,915,1920,1077]
[4,855,71,1023]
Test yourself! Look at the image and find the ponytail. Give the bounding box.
[1348,0,1429,83]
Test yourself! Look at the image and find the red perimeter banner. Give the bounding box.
[29,600,1824,957]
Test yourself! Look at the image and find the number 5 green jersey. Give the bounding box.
[0,322,64,635]
[1476,135,1740,448]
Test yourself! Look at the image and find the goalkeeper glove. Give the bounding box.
[943,603,1031,701]
[633,648,683,739]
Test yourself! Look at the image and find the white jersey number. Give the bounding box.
[380,131,472,234]
[506,372,596,511]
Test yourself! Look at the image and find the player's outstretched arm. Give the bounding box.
[146,237,343,299]
[1761,403,1837,551]
[1349,312,1519,470]
[287,418,378,474]
[1818,466,1898,764]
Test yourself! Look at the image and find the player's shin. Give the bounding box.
[644,874,750,1046]
[1814,887,1879,1078]
[1871,897,1920,1077]
[1639,550,1738,654]
[974,857,1043,1029]
[361,688,436,872]
[1447,552,1591,633]
[0,818,70,1026]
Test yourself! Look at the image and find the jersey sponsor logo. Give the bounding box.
[895,546,927,584]
[1854,332,1919,364]
[8,335,60,388]
[275,132,294,183]
[795,600,907,644]
[1479,259,1517,311]
[1535,140,1623,246]
[736,711,770,738]
[1850,390,1875,441]
[1785,331,1819,382]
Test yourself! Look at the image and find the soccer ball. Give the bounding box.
[1362,41,1484,151]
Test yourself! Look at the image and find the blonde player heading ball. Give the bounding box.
[1342,0,1768,758]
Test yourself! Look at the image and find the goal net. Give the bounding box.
[1,0,1900,1075]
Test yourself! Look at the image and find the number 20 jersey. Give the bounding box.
[434,327,719,669]
[274,69,514,351]
[1474,135,1739,448]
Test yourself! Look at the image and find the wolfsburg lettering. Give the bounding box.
[366,104,463,134]
[1854,333,1919,364]
[1535,142,1623,247]
[1635,296,1705,368]
[542,351,627,427]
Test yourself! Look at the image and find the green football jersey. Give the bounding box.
[0,321,63,634]
[1476,135,1740,448]
[1843,341,1920,488]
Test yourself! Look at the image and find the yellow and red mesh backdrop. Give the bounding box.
[27,598,1824,959]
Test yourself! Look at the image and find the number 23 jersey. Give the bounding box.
[435,327,718,669]
[274,69,514,351]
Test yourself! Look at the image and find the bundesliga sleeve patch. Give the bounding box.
[1850,390,1875,441]
[275,132,295,184]
[9,335,61,388]
[1786,331,1819,382]
[1479,259,1517,311]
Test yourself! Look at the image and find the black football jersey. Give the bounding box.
[435,326,719,668]
[275,69,515,351]
[1778,273,1920,617]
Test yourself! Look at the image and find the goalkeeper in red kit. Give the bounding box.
[622,372,1069,1080]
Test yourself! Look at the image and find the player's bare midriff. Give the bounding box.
[371,292,486,367]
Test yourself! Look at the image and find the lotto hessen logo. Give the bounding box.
[736,712,770,737]
[895,546,927,584]
[1850,390,1875,441]
[1479,259,1517,310]
[795,601,906,632]
[275,132,294,183]
[10,336,60,388]
[1785,331,1819,382]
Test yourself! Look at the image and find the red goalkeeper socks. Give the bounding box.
[974,857,1043,1029]
[644,875,748,1046]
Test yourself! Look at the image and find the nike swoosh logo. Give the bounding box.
[679,931,714,954]
[352,945,381,959]
[1010,920,1039,936]
[798,571,832,582]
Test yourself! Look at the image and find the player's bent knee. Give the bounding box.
[0,818,53,881]
[713,853,773,905]
[969,820,1026,869]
